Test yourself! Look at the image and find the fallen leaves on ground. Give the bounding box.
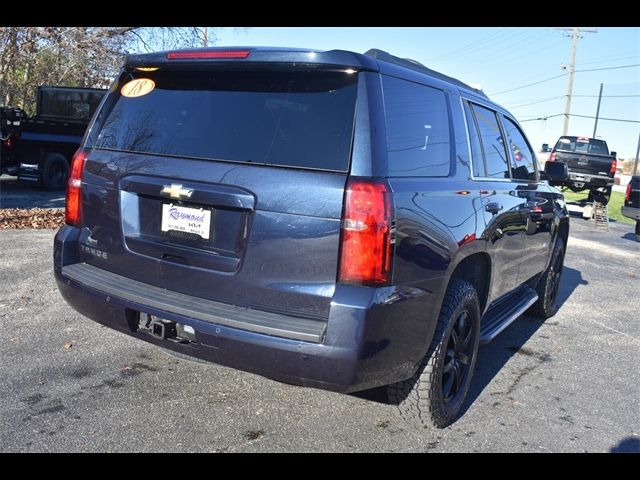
[0,208,64,229]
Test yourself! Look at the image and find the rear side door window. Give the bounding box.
[501,116,539,181]
[382,76,451,177]
[469,103,510,179]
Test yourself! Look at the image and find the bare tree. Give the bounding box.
[0,27,213,113]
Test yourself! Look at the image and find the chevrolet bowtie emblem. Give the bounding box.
[161,184,193,200]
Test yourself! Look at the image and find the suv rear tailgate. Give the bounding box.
[77,64,359,322]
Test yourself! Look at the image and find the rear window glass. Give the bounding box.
[554,137,609,155]
[88,68,358,171]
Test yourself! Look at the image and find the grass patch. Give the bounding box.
[561,189,634,225]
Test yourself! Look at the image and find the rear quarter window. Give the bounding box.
[469,103,510,179]
[382,76,451,177]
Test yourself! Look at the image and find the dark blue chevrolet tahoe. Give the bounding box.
[54,47,569,428]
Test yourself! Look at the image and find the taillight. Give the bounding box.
[65,149,88,226]
[610,159,617,174]
[166,50,250,60]
[338,179,393,286]
[626,182,632,203]
[548,151,557,162]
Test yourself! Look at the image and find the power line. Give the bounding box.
[578,55,640,66]
[570,113,640,124]
[424,28,531,63]
[489,63,640,97]
[577,51,640,66]
[573,94,640,98]
[458,29,544,71]
[422,29,508,62]
[519,114,564,122]
[489,73,568,96]
[464,37,566,75]
[506,94,640,107]
[519,113,640,124]
[505,96,565,109]
[574,63,640,73]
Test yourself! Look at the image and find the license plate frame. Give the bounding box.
[160,203,213,241]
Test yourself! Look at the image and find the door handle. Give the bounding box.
[485,202,503,214]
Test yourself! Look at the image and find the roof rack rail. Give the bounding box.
[364,48,488,98]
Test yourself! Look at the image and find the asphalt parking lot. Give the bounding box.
[0,216,638,452]
[0,175,65,209]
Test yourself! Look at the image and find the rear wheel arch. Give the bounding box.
[556,220,569,252]
[544,218,569,272]
[448,252,491,314]
[528,234,566,319]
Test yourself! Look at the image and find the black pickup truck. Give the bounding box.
[546,135,617,204]
[622,175,640,239]
[1,86,106,190]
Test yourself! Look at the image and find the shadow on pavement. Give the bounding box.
[610,436,640,453]
[567,209,587,221]
[621,232,639,243]
[353,267,588,413]
[462,266,586,413]
[0,175,65,209]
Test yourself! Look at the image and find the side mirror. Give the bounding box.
[610,151,617,158]
[539,171,551,182]
[544,161,569,184]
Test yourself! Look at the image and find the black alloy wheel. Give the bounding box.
[442,311,474,405]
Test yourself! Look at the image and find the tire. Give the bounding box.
[591,186,612,205]
[387,279,480,429]
[40,153,68,191]
[635,220,640,241]
[528,236,565,319]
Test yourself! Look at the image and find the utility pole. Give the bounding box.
[556,27,598,136]
[593,83,603,138]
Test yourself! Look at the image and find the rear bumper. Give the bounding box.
[621,205,640,221]
[54,226,436,393]
[565,172,613,189]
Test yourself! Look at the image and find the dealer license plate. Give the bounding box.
[161,204,212,240]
